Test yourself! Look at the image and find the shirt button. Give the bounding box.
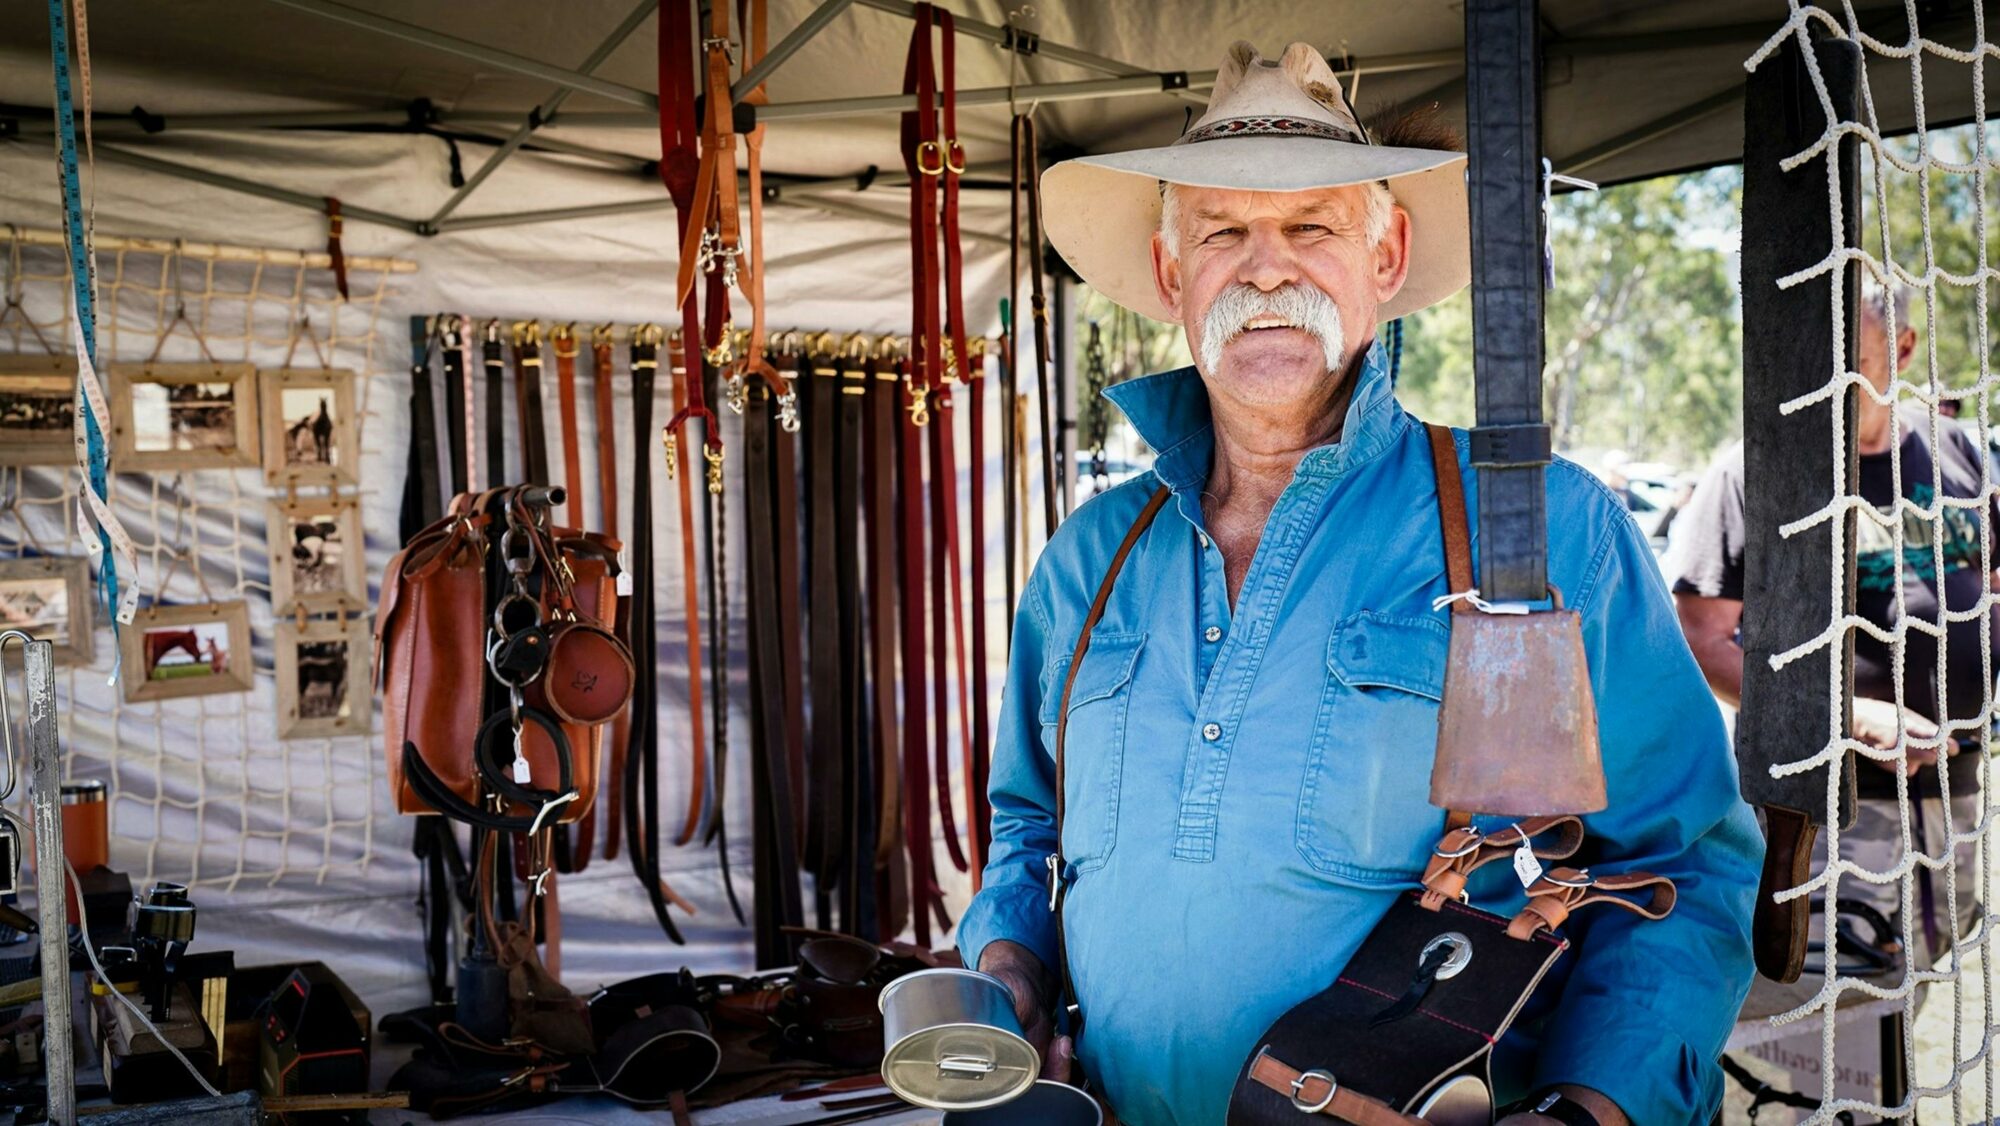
[1197,531,1211,549]
[1204,626,1222,643]
[1202,722,1222,741]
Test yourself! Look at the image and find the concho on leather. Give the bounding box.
[542,621,635,725]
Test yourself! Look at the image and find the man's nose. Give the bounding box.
[1236,220,1302,292]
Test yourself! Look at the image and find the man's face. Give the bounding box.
[1857,305,1916,429]
[1150,184,1410,415]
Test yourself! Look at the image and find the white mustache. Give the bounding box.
[1198,283,1345,375]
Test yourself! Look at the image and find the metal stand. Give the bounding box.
[21,637,72,1123]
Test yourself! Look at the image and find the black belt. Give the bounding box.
[402,316,445,536]
[482,319,507,488]
[441,314,470,497]
[834,338,876,939]
[803,336,846,931]
[513,321,551,486]
[744,382,805,967]
[863,346,908,940]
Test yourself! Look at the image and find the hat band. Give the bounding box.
[1176,115,1363,146]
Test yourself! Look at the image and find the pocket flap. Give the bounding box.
[1327,612,1447,700]
[1040,632,1146,724]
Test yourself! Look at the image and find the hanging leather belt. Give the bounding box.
[864,341,909,941]
[835,335,875,940]
[441,314,471,497]
[402,316,445,535]
[803,333,845,932]
[482,319,508,488]
[965,339,993,870]
[623,326,690,945]
[588,326,629,863]
[1017,113,1063,538]
[549,323,596,873]
[512,320,551,486]
[744,379,805,967]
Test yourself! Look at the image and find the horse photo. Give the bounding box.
[281,390,336,467]
[141,621,229,681]
[130,380,236,452]
[294,638,349,721]
[289,515,344,595]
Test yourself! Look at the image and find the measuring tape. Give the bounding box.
[46,0,139,640]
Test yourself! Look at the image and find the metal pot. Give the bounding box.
[877,967,1039,1110]
[942,1079,1103,1126]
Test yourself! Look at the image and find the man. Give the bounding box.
[1674,281,1990,997]
[957,41,1759,1126]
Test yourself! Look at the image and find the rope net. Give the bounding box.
[1747,3,2000,1121]
[0,228,398,892]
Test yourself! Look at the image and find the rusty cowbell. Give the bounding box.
[1430,590,1607,817]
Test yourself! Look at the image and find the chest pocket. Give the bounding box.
[1040,631,1145,872]
[1295,612,1450,885]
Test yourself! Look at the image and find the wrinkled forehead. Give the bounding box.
[1172,184,1374,225]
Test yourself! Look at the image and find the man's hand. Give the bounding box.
[1851,696,1941,774]
[977,940,1059,1061]
[1497,1085,1630,1125]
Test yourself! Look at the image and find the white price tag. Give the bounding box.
[616,570,633,596]
[1512,842,1544,888]
[512,756,532,785]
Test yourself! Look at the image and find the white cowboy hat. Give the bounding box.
[1041,41,1469,324]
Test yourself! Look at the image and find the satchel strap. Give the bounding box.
[1246,1048,1423,1124]
[1505,868,1678,940]
[1418,815,1584,911]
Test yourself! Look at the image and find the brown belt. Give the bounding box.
[864,343,909,939]
[590,327,628,861]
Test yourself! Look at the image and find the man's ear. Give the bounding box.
[1151,232,1184,322]
[1374,204,1412,305]
[1896,325,1918,372]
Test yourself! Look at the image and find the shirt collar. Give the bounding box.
[1102,336,1403,493]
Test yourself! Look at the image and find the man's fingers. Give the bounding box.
[1042,1034,1076,1082]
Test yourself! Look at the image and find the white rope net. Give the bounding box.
[1747,3,2000,1121]
[0,228,399,892]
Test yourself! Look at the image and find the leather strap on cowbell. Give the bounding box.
[1418,816,1582,911]
[1506,868,1677,940]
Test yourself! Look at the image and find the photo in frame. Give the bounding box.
[0,556,95,667]
[267,497,367,616]
[0,354,80,468]
[259,368,358,486]
[275,615,371,739]
[120,601,255,703]
[108,362,260,471]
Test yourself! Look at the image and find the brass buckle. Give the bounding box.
[915,140,947,176]
[942,137,968,175]
[550,322,577,358]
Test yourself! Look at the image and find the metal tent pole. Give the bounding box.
[88,146,421,232]
[261,0,658,108]
[733,0,859,101]
[425,0,657,228]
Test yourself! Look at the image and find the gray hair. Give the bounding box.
[1157,180,1394,261]
[1861,278,1912,330]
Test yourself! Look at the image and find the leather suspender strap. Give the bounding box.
[865,345,909,939]
[482,319,507,487]
[1020,113,1063,538]
[1053,485,1172,1028]
[591,327,629,861]
[441,314,470,497]
[665,340,712,849]
[744,384,805,967]
[1425,422,1477,835]
[805,336,845,929]
[512,321,551,486]
[1246,1049,1422,1125]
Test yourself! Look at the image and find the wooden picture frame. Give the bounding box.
[259,368,358,487]
[107,362,260,471]
[120,601,254,703]
[0,354,80,467]
[0,556,95,667]
[275,615,371,739]
[267,496,367,616]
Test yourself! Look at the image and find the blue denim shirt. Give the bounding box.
[956,340,1760,1126]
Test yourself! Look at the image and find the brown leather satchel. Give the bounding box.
[376,486,628,828]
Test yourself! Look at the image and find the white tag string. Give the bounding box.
[1431,588,1533,615]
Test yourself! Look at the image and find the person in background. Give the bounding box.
[1673,280,1991,988]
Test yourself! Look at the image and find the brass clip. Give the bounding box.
[907,381,932,427]
[704,444,725,495]
[592,323,616,347]
[662,427,679,481]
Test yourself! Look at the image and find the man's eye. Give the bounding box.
[1203,227,1243,243]
[1291,224,1328,235]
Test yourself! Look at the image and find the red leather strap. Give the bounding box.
[323,197,349,301]
[550,323,592,871]
[967,340,992,878]
[666,344,710,849]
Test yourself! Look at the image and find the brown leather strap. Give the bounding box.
[1426,422,1475,615]
[512,321,550,485]
[1246,1048,1422,1125]
[552,325,584,527]
[1506,867,1678,940]
[865,346,908,938]
[1053,485,1171,1025]
[1418,815,1584,910]
[591,328,627,861]
[323,197,349,301]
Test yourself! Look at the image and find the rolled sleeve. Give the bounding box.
[1534,496,1762,1124]
[956,572,1062,976]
